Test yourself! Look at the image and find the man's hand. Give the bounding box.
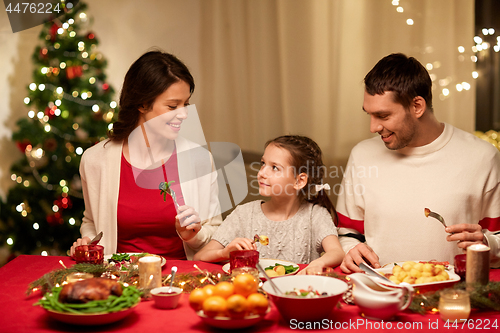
[445,224,486,250]
[340,243,380,273]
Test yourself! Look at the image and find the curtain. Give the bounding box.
[197,0,475,167]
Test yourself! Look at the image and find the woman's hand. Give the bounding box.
[175,205,202,241]
[69,237,91,257]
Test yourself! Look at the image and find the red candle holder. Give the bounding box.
[454,254,466,280]
[229,250,259,272]
[74,244,104,264]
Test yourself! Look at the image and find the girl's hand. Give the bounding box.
[223,238,257,258]
[175,205,201,241]
[298,262,326,275]
[70,237,91,257]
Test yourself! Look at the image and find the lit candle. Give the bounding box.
[466,244,490,285]
[139,256,162,289]
[439,290,470,322]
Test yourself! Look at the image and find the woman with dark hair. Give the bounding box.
[70,51,222,259]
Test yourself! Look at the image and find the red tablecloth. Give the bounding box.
[1,255,499,332]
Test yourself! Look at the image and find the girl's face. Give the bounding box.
[139,80,191,141]
[257,144,303,198]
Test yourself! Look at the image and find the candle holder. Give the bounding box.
[74,244,104,264]
[139,256,162,290]
[65,272,93,283]
[231,267,259,281]
[229,250,259,272]
[438,289,470,323]
[466,244,490,285]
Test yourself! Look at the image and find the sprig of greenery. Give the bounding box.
[409,281,500,314]
[26,263,108,295]
[159,181,175,202]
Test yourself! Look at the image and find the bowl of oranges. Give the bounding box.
[189,273,270,329]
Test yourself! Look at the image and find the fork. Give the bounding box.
[424,208,447,228]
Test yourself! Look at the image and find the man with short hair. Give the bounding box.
[337,53,500,273]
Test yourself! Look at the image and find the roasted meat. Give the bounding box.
[59,277,123,303]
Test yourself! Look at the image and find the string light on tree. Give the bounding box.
[0,1,117,257]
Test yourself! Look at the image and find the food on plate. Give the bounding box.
[189,288,210,311]
[264,263,298,277]
[107,253,159,271]
[285,286,329,298]
[190,277,268,319]
[226,294,248,318]
[203,295,227,317]
[213,281,235,299]
[385,261,450,284]
[36,278,141,314]
[246,293,269,315]
[233,273,259,297]
[59,278,122,303]
[253,234,269,246]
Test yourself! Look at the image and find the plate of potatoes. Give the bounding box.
[375,261,460,292]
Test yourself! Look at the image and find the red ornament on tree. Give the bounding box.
[15,140,31,153]
[45,106,57,119]
[43,138,58,152]
[66,65,83,79]
[39,48,48,59]
[46,212,63,226]
[49,23,60,41]
[102,83,109,91]
[86,32,95,40]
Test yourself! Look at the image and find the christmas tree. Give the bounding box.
[0,1,117,259]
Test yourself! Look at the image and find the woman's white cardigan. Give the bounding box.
[79,136,222,259]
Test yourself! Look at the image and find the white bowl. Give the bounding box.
[262,275,347,322]
[151,287,182,309]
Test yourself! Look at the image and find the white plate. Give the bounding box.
[104,253,166,267]
[374,261,460,291]
[196,308,269,329]
[222,258,300,278]
[45,303,138,326]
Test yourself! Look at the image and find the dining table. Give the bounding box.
[1,255,499,333]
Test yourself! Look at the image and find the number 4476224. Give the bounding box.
[5,2,61,14]
[444,319,498,330]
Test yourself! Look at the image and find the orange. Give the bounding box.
[188,288,208,311]
[247,292,269,315]
[202,296,227,317]
[226,294,248,319]
[233,273,258,297]
[202,284,216,297]
[213,281,234,299]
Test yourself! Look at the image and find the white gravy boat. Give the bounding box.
[349,273,414,320]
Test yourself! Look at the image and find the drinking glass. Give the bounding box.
[454,254,466,280]
[229,250,259,272]
[74,244,104,264]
